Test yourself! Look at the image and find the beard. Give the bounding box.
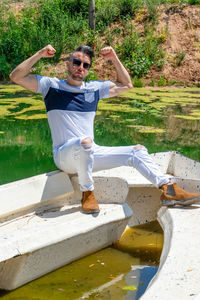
[68,67,85,81]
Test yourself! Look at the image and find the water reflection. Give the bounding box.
[125,265,157,300]
[0,84,200,184]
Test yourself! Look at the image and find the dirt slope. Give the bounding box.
[47,5,200,85]
[8,3,200,85]
[146,5,200,85]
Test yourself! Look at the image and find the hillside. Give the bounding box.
[3,2,200,86]
[147,5,200,85]
[40,5,200,86]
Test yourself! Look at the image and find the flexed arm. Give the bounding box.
[100,46,133,97]
[9,45,56,92]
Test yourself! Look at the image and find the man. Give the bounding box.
[10,44,200,213]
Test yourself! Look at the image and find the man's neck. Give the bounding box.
[65,77,83,87]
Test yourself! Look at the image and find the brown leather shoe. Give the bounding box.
[160,183,200,206]
[81,191,100,214]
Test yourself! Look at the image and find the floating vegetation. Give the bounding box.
[117,88,200,108]
[0,84,200,185]
[0,84,45,120]
[15,113,47,120]
[98,101,144,113]
[174,115,200,120]
[127,125,165,134]
[0,96,45,119]
[109,114,121,119]
[190,110,200,118]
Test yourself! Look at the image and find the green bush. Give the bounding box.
[188,0,200,4]
[0,0,197,81]
[119,27,163,77]
[173,52,185,67]
[158,75,167,86]
[0,0,88,80]
[95,0,120,30]
[145,0,160,23]
[133,76,143,87]
[118,0,143,17]
[85,70,99,81]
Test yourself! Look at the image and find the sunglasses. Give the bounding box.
[72,58,91,70]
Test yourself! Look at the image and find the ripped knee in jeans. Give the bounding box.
[134,144,145,151]
[81,137,93,150]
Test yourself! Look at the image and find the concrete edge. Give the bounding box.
[140,207,173,299]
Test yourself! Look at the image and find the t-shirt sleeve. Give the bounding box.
[98,80,110,99]
[37,75,52,98]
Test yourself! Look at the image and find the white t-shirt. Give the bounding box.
[37,76,110,150]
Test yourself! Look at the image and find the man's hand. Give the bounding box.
[38,45,56,58]
[100,46,117,62]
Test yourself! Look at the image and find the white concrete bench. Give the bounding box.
[0,171,132,290]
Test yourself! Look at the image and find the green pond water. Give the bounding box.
[0,84,200,299]
[0,84,200,184]
[0,221,163,300]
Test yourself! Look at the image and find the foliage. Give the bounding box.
[118,26,164,77]
[133,76,143,87]
[0,0,88,80]
[85,70,99,81]
[185,0,200,3]
[144,0,160,23]
[0,0,198,81]
[173,52,185,67]
[157,75,167,86]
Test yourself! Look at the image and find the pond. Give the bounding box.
[0,84,200,299]
[0,84,200,185]
[0,221,163,300]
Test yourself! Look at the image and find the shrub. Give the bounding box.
[188,0,200,4]
[173,52,185,67]
[119,26,163,77]
[158,75,167,86]
[85,70,99,81]
[133,76,143,87]
[0,0,88,80]
[118,0,143,17]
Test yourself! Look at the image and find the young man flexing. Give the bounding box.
[10,44,200,213]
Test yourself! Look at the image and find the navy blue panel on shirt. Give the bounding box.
[44,87,99,112]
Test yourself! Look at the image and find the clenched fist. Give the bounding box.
[100,46,117,61]
[39,45,56,58]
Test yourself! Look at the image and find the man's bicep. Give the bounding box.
[109,81,131,98]
[16,74,38,93]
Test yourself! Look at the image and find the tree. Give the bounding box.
[89,0,95,30]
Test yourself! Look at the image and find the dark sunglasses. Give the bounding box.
[72,58,91,70]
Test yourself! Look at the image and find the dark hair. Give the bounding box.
[70,45,94,65]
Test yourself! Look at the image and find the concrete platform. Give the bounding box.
[0,203,132,290]
[92,151,200,299]
[0,151,200,298]
[141,205,200,300]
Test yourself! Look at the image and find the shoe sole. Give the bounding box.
[162,195,200,207]
[82,209,100,214]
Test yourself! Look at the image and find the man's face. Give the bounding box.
[67,51,91,81]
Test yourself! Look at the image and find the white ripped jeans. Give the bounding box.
[53,138,170,191]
